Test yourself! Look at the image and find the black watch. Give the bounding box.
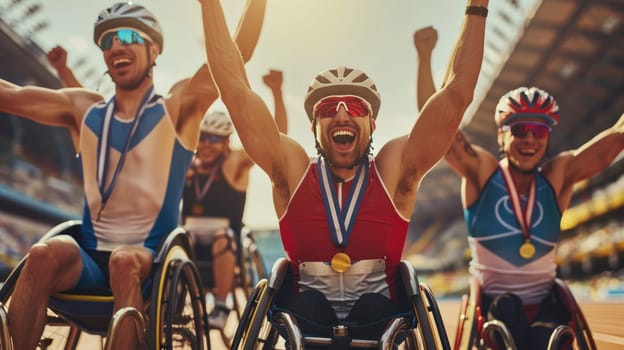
[465,6,488,18]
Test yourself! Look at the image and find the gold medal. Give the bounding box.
[330,252,351,273]
[519,240,536,259]
[192,203,204,216]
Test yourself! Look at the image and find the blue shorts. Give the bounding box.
[71,247,112,291]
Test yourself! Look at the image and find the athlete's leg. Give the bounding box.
[209,229,236,328]
[108,246,153,350]
[212,231,236,301]
[7,236,83,350]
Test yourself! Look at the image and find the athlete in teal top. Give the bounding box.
[414,25,624,348]
[465,167,561,302]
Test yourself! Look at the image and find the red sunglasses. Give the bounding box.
[313,95,371,119]
[502,121,552,139]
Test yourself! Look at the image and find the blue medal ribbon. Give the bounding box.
[317,156,369,247]
[95,86,157,220]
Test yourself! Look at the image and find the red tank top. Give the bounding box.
[279,158,409,301]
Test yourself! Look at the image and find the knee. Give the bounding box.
[212,234,233,254]
[488,293,524,320]
[109,251,143,288]
[24,244,58,278]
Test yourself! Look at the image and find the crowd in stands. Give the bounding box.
[0,152,82,215]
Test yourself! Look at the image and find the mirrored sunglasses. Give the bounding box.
[313,95,371,119]
[98,29,147,50]
[502,121,552,139]
[199,133,226,144]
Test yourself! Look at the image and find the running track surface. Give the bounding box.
[76,300,624,349]
[437,300,624,350]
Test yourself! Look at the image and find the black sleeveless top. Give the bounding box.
[182,164,246,237]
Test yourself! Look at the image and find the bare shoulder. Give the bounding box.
[64,88,105,120]
[375,136,408,164]
[169,78,192,94]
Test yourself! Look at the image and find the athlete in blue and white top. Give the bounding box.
[0,1,267,348]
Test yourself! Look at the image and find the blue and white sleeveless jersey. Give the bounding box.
[465,168,561,304]
[78,95,193,253]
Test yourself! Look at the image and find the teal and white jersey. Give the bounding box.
[78,93,193,253]
[464,168,561,304]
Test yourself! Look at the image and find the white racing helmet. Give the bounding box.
[94,2,164,53]
[304,65,381,122]
[200,111,234,136]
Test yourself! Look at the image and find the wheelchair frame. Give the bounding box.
[0,220,210,350]
[231,258,452,350]
[452,277,597,350]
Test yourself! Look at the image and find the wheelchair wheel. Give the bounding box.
[231,279,273,350]
[220,233,270,348]
[572,310,595,350]
[239,234,268,298]
[420,283,451,350]
[162,259,207,349]
[453,279,481,350]
[149,237,209,350]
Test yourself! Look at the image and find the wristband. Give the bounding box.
[465,6,488,18]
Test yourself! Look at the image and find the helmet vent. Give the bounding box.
[352,73,368,83]
[316,75,330,84]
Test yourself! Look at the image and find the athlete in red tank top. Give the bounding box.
[203,0,487,338]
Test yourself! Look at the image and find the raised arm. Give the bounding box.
[0,79,102,149]
[377,0,488,213]
[561,112,624,180]
[232,0,267,62]
[409,0,487,171]
[46,46,83,88]
[173,0,268,148]
[263,69,288,134]
[413,26,438,111]
[547,112,624,208]
[200,0,306,185]
[413,24,497,190]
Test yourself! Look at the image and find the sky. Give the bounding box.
[2,0,538,229]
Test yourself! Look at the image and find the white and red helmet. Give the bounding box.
[495,87,559,127]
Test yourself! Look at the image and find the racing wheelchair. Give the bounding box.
[0,220,209,350]
[190,226,268,346]
[453,277,596,350]
[231,257,451,350]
